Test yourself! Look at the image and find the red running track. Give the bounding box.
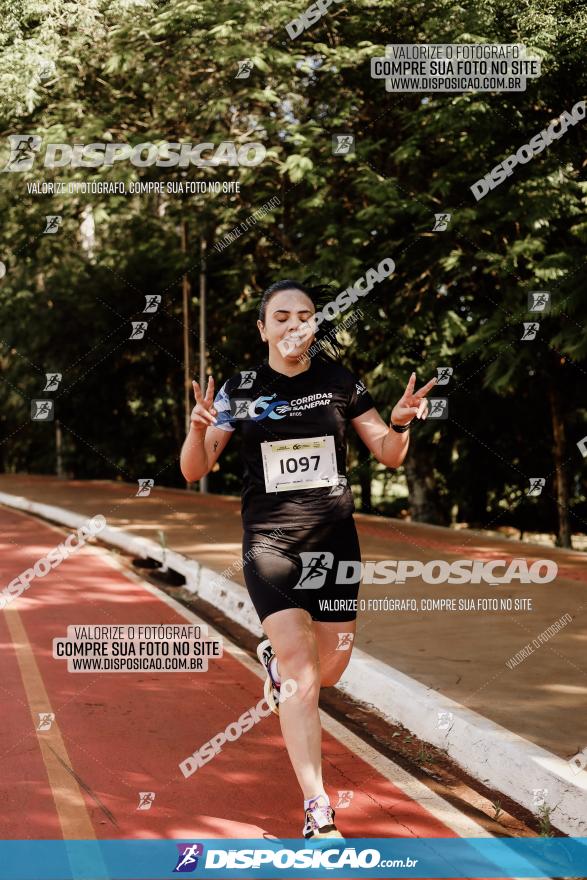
[0,505,488,851]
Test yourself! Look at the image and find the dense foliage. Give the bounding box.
[1,0,586,546]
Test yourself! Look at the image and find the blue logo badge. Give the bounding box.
[250,394,290,420]
[173,843,204,872]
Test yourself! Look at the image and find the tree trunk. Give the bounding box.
[547,381,571,548]
[456,444,488,527]
[403,432,450,525]
[356,439,372,512]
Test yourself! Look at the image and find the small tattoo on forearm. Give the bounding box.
[213,441,219,452]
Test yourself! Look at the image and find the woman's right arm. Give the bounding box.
[180,377,233,482]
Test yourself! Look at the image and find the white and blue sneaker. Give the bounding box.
[303,795,343,841]
[256,638,281,715]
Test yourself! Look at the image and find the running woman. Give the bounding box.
[180,279,437,840]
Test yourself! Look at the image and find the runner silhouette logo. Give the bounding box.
[143,295,161,313]
[235,59,253,79]
[230,398,253,420]
[528,291,551,312]
[37,712,55,731]
[31,400,54,421]
[237,370,256,389]
[43,373,62,391]
[43,215,62,234]
[293,552,334,589]
[521,321,540,341]
[335,790,354,808]
[137,792,155,810]
[173,843,204,872]
[2,134,42,172]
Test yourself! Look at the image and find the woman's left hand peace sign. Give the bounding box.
[390,372,438,427]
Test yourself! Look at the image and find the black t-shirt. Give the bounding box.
[213,356,375,530]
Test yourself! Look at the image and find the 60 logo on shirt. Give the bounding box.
[229,394,290,420]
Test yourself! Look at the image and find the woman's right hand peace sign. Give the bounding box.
[190,377,217,432]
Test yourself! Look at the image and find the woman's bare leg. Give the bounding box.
[261,611,357,798]
[313,618,357,686]
[262,607,324,799]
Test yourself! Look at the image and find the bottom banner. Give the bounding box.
[0,838,586,879]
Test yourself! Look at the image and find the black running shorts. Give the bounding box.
[242,516,362,624]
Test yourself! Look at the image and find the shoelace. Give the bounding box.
[305,798,334,832]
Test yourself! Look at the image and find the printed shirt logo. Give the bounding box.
[214,377,336,430]
[250,394,290,420]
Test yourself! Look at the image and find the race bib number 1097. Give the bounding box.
[260,435,338,493]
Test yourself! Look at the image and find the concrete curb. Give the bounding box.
[1,490,585,835]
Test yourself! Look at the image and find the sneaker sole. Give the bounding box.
[256,638,272,669]
[305,829,343,838]
[263,670,280,716]
[257,640,280,716]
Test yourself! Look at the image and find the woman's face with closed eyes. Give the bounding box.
[257,289,317,361]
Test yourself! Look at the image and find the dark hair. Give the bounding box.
[258,278,343,361]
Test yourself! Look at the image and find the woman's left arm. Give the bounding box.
[351,372,437,469]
